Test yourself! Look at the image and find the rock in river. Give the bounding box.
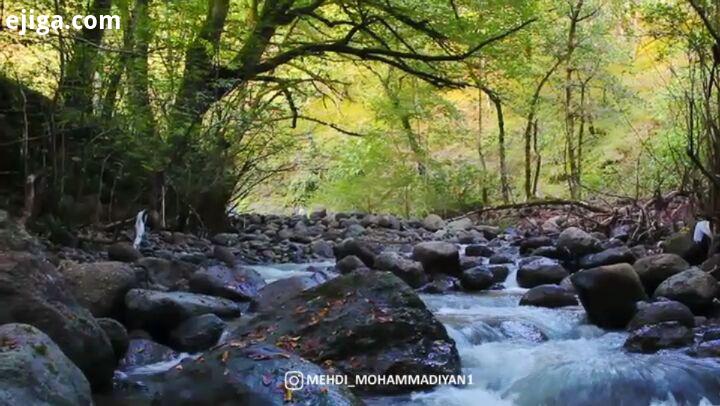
[169,314,226,352]
[557,227,601,258]
[653,268,719,313]
[0,252,116,390]
[460,266,495,291]
[97,318,130,361]
[516,257,569,288]
[189,265,266,301]
[374,252,427,288]
[571,263,648,329]
[125,289,242,336]
[413,241,461,276]
[251,272,334,313]
[229,270,461,394]
[633,253,689,294]
[624,321,693,353]
[578,246,636,269]
[119,339,178,370]
[0,323,92,406]
[153,344,360,405]
[58,261,139,319]
[334,238,377,267]
[107,242,142,263]
[627,300,695,331]
[519,285,578,308]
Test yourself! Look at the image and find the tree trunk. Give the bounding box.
[563,0,583,199]
[59,0,113,115]
[477,87,489,203]
[532,120,542,196]
[126,0,156,138]
[524,59,561,200]
[483,87,510,203]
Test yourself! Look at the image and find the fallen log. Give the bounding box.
[450,199,612,222]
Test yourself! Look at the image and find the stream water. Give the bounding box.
[120,253,720,406]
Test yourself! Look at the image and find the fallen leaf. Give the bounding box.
[283,387,293,402]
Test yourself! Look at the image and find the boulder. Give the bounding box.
[701,254,720,273]
[519,285,578,308]
[559,275,576,293]
[344,224,366,238]
[488,264,510,283]
[694,339,720,357]
[460,267,494,291]
[108,242,142,262]
[0,324,92,406]
[578,246,636,269]
[557,227,601,258]
[519,236,553,254]
[378,214,400,229]
[119,339,178,370]
[630,245,648,259]
[125,289,242,335]
[212,245,235,266]
[627,301,695,331]
[624,321,693,353]
[476,225,500,240]
[418,274,460,294]
[661,232,698,263]
[169,314,225,352]
[460,256,481,270]
[412,242,461,276]
[310,240,334,258]
[210,233,239,247]
[97,318,130,360]
[230,271,460,394]
[137,257,197,291]
[446,218,473,231]
[465,244,494,257]
[498,320,548,343]
[530,246,566,260]
[336,255,367,274]
[571,263,648,329]
[189,265,266,302]
[653,268,719,313]
[0,252,116,390]
[633,254,689,294]
[58,261,138,318]
[310,209,327,221]
[154,344,360,405]
[374,252,427,288]
[516,257,568,288]
[251,272,334,313]
[334,238,376,267]
[489,253,514,264]
[457,230,485,244]
[422,214,445,231]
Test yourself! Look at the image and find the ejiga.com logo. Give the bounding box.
[2,9,120,35]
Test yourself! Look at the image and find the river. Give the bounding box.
[120,253,720,406]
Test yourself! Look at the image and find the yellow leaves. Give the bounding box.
[0,337,18,350]
[283,386,294,402]
[275,335,302,352]
[221,350,230,364]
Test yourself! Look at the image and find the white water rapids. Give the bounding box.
[119,254,720,406]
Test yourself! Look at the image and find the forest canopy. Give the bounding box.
[2,0,720,230]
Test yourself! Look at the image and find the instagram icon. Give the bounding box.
[284,371,304,391]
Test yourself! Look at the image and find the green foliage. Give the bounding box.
[0,0,711,223]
